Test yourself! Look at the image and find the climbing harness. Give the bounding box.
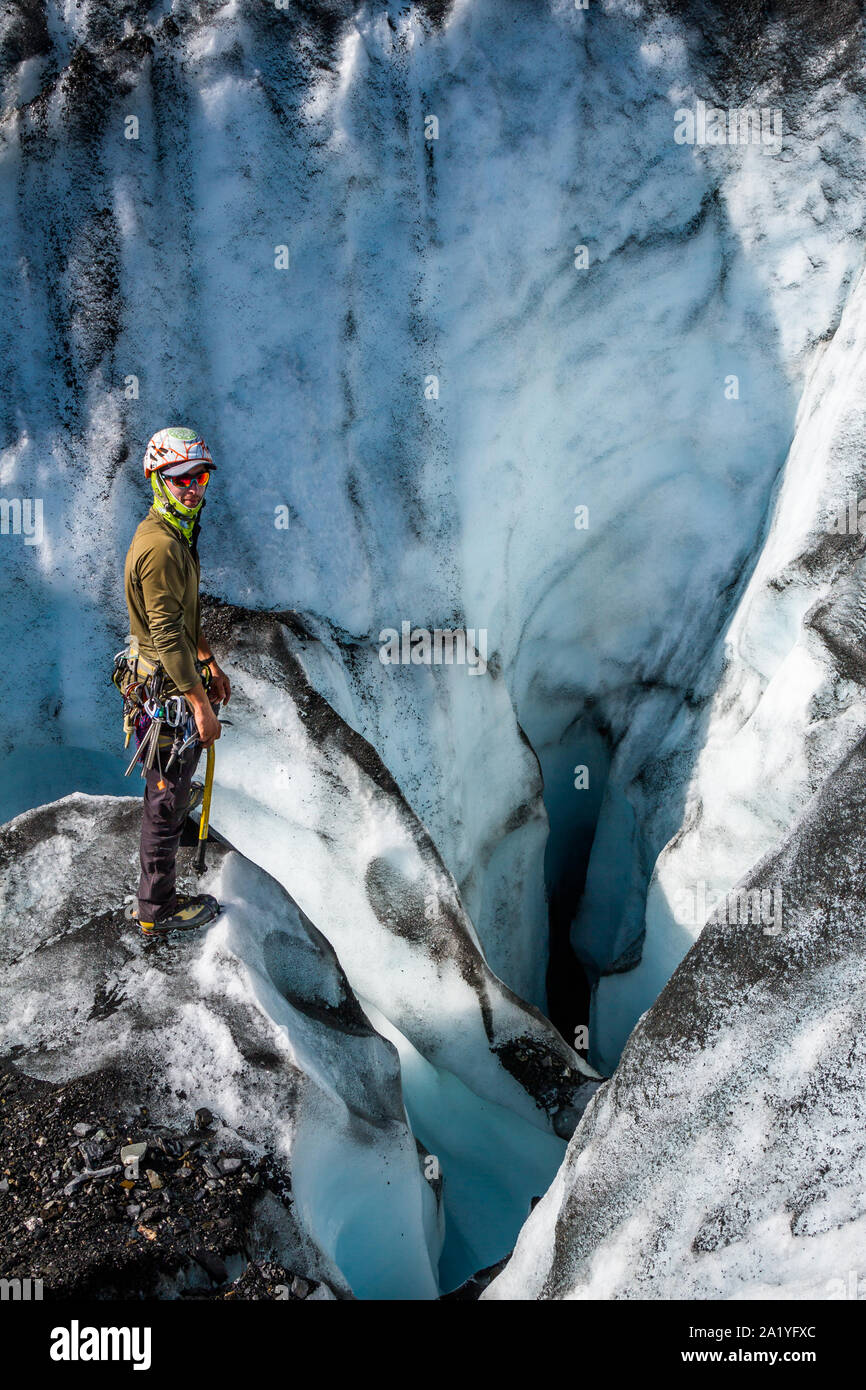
[111,639,214,790]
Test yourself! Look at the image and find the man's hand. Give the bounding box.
[186,683,222,748]
[205,660,231,706]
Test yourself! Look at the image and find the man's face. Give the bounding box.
[164,468,209,507]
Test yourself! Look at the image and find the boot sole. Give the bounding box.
[138,914,220,944]
[127,901,221,939]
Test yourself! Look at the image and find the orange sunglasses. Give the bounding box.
[166,469,210,488]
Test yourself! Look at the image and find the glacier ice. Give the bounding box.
[0,794,441,1298]
[484,730,866,1298]
[2,0,866,1301]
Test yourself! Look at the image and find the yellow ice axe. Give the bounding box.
[194,743,215,874]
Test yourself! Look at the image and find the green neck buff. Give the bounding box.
[150,472,204,545]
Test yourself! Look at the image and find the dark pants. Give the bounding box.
[138,744,202,922]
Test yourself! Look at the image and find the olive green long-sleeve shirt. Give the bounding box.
[124,509,202,694]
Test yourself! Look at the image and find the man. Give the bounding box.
[123,426,231,937]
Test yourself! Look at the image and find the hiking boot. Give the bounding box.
[138,892,220,937]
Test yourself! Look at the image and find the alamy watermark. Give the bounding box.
[0,497,43,545]
[50,1321,151,1370]
[674,879,783,936]
[379,622,488,676]
[0,1276,43,1300]
[674,99,782,151]
[824,495,866,535]
[825,1270,865,1300]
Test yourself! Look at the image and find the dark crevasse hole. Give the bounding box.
[534,719,612,1058]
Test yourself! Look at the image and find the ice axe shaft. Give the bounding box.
[194,743,215,874]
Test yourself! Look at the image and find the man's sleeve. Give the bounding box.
[136,543,199,693]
